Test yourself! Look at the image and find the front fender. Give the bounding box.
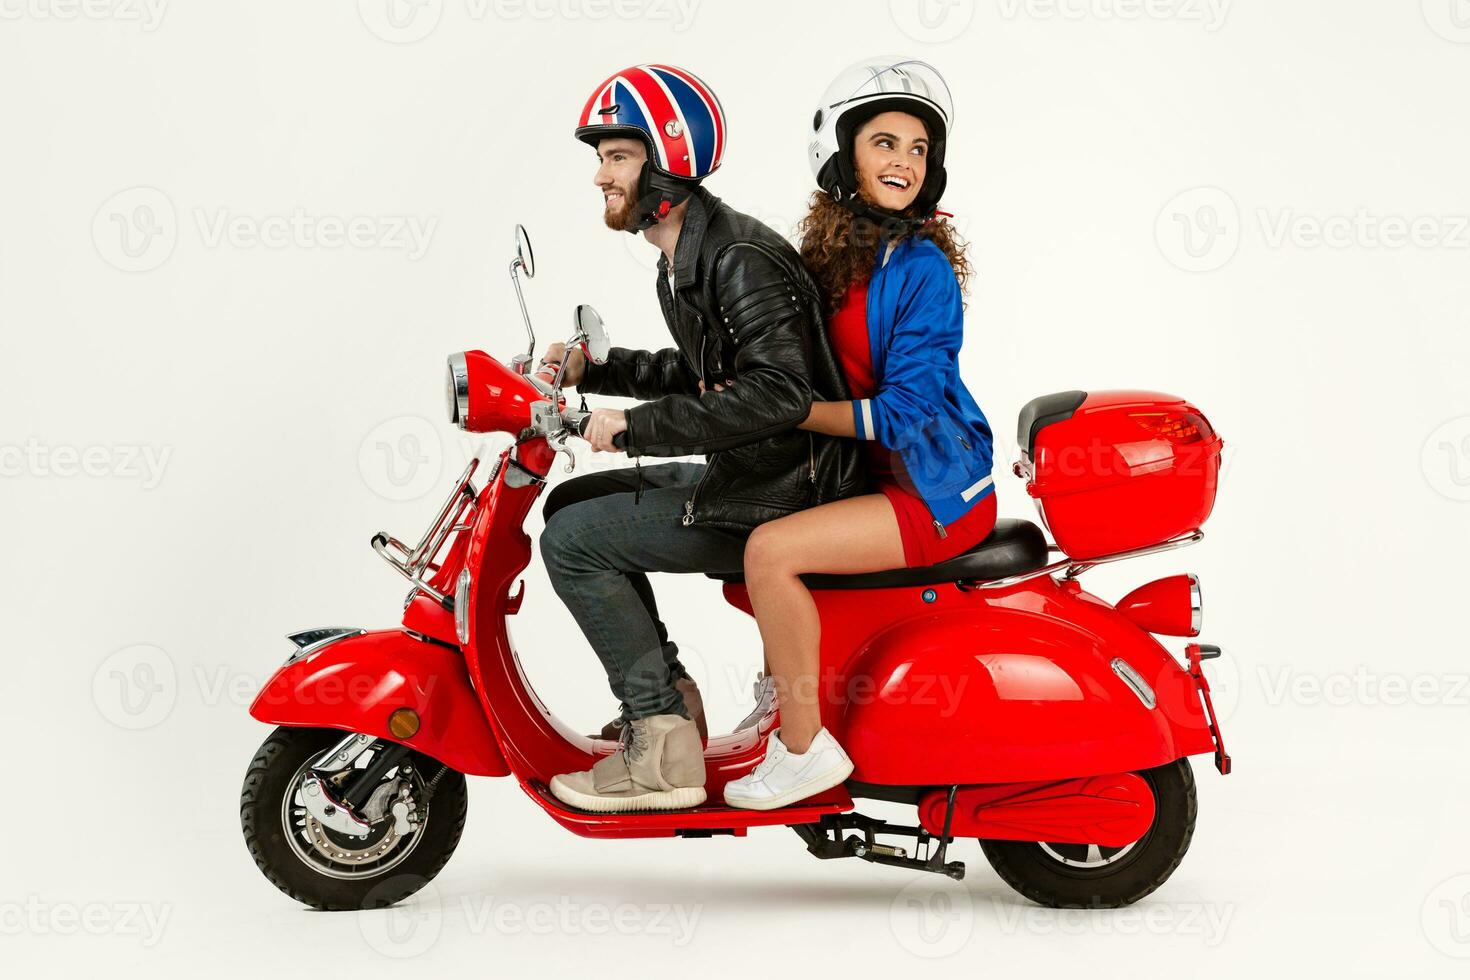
[839,602,1214,785]
[249,628,508,777]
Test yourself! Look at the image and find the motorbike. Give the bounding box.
[240,225,1233,911]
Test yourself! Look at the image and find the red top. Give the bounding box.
[828,280,996,568]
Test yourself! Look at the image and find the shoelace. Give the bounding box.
[750,738,787,780]
[619,720,650,762]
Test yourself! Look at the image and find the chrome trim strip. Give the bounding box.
[1111,657,1157,709]
[286,627,366,663]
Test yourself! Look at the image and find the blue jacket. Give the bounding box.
[850,236,995,530]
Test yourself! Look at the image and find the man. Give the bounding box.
[540,64,862,813]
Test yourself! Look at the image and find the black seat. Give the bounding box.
[709,518,1050,591]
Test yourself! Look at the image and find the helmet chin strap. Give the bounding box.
[825,182,937,238]
[629,161,694,234]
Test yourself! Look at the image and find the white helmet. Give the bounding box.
[808,57,954,226]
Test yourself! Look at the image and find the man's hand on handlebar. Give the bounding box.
[582,407,627,453]
[540,343,586,387]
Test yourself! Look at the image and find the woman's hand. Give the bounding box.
[583,407,627,453]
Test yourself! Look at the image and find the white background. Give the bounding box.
[3,0,1468,975]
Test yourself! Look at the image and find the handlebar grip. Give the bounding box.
[612,432,627,450]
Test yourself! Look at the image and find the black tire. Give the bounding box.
[979,758,1197,908]
[240,727,468,911]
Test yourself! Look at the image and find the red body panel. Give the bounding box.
[917,774,1156,847]
[722,578,1214,785]
[249,629,508,777]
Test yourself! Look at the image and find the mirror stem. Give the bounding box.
[510,259,535,363]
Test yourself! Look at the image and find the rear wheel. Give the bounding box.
[979,758,1197,908]
[240,727,468,910]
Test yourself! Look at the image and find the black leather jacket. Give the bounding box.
[578,188,865,532]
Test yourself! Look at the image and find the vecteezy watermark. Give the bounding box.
[1422,417,1470,502]
[989,897,1235,944]
[1422,0,1470,44]
[359,416,445,502]
[357,0,699,43]
[889,878,975,958]
[0,897,172,947]
[92,186,438,272]
[1256,208,1470,251]
[0,0,168,30]
[358,879,702,957]
[0,438,172,489]
[995,0,1231,31]
[889,0,976,43]
[193,208,436,261]
[92,186,177,273]
[92,644,178,730]
[1157,188,1470,272]
[1423,874,1470,959]
[1257,666,1470,708]
[1155,186,1241,273]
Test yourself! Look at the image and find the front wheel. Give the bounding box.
[240,727,468,910]
[979,758,1197,908]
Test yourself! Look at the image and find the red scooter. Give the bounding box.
[240,226,1232,911]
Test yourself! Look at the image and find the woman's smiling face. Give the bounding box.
[852,110,929,211]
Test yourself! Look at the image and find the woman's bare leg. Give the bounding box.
[742,494,905,754]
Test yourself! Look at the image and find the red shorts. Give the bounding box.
[878,484,998,568]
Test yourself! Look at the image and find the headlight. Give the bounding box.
[454,568,472,644]
[446,352,470,429]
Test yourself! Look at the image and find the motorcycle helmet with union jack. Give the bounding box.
[576,64,727,232]
[809,57,953,233]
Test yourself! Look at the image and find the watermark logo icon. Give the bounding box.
[92,644,177,730]
[889,0,976,43]
[359,879,442,957]
[359,416,443,501]
[359,0,444,43]
[889,878,974,958]
[1423,0,1470,43]
[1156,186,1239,272]
[93,187,177,272]
[1422,417,1470,501]
[1422,874,1470,958]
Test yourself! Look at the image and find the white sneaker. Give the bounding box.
[723,727,853,811]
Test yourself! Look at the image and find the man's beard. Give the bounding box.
[602,181,643,232]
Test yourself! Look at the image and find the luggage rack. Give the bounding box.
[973,528,1204,591]
[370,456,485,606]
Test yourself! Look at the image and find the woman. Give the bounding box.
[723,59,996,810]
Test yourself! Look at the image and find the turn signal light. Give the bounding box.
[1116,573,1201,637]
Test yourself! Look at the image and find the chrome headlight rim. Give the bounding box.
[1188,573,1202,636]
[446,352,470,430]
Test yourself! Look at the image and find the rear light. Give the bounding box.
[1130,411,1212,444]
[1116,573,1201,637]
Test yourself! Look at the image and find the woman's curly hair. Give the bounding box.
[797,190,973,316]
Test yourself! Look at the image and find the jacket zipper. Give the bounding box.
[807,432,816,483]
[684,311,711,527]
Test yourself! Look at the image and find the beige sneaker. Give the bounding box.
[551,714,707,813]
[593,677,708,743]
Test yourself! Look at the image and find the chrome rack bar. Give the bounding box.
[975,529,1204,591]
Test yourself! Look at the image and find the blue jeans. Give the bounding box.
[540,462,749,720]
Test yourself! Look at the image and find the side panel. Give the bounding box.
[249,629,508,777]
[829,583,1215,784]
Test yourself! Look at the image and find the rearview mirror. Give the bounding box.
[576,305,610,365]
[513,224,535,278]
